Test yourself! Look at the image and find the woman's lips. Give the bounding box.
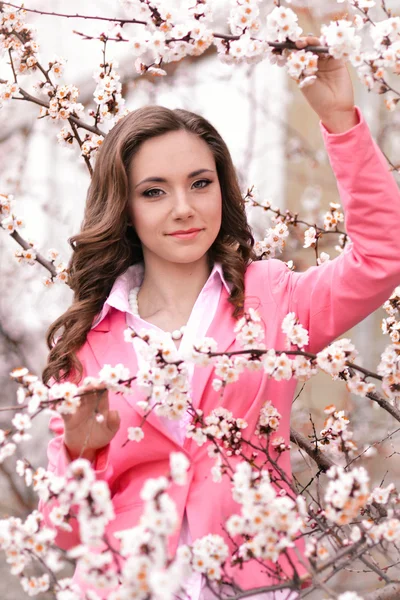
[168,229,202,240]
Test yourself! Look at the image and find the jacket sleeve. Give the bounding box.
[268,106,400,354]
[38,356,113,550]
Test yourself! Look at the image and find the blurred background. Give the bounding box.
[1,0,400,597]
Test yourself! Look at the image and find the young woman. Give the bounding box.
[40,36,400,600]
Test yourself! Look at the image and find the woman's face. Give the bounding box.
[127,129,222,267]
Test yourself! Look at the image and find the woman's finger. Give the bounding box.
[106,410,121,434]
[82,388,109,418]
[62,387,109,427]
[294,36,322,49]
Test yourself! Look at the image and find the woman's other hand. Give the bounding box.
[62,383,120,462]
[295,35,358,133]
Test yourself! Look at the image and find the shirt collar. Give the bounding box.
[91,262,231,330]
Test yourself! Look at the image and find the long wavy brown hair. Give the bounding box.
[43,105,257,385]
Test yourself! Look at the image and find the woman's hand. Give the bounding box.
[62,383,121,462]
[295,35,358,134]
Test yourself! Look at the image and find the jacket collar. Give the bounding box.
[91,261,231,332]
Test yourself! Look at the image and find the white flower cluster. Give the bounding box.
[0,193,23,234]
[234,307,265,350]
[377,342,400,403]
[48,55,66,79]
[349,482,400,548]
[112,474,189,600]
[191,534,229,580]
[320,20,362,62]
[0,511,56,595]
[254,222,289,259]
[127,426,145,443]
[43,248,69,286]
[4,461,119,596]
[44,459,115,546]
[0,3,27,38]
[48,364,132,418]
[11,412,32,444]
[37,448,197,599]
[49,381,80,415]
[255,399,282,438]
[0,5,39,74]
[320,14,400,106]
[265,6,302,44]
[117,1,400,101]
[74,548,119,593]
[286,49,319,89]
[212,351,265,392]
[263,348,317,382]
[14,244,37,266]
[124,328,192,423]
[0,427,16,464]
[0,368,53,461]
[186,406,248,463]
[371,17,400,52]
[367,516,400,545]
[169,451,191,486]
[57,127,105,160]
[334,232,350,255]
[130,19,214,76]
[38,83,84,121]
[11,367,49,405]
[98,362,130,391]
[186,0,214,22]
[228,0,262,37]
[345,371,376,398]
[368,482,396,506]
[56,126,74,149]
[0,80,18,109]
[303,226,317,249]
[92,59,127,123]
[382,286,400,343]
[179,336,218,367]
[317,404,357,459]
[317,251,330,266]
[243,185,271,210]
[305,536,330,563]
[80,133,104,159]
[323,202,344,231]
[15,458,35,489]
[226,462,304,564]
[324,465,370,525]
[281,312,309,349]
[1,194,68,278]
[216,30,276,68]
[316,338,358,379]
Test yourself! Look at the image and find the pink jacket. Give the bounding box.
[39,107,400,597]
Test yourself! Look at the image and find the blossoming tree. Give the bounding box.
[1,1,400,599]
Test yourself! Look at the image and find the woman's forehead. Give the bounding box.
[129,131,215,181]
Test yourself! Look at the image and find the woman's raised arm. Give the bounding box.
[268,106,400,354]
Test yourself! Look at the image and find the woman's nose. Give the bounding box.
[171,194,195,219]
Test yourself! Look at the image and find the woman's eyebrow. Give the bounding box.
[135,168,215,189]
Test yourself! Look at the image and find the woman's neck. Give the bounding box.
[137,255,212,322]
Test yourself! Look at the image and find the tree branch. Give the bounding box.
[290,427,335,472]
[365,583,400,600]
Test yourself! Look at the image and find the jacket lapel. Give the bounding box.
[86,309,183,448]
[190,285,238,410]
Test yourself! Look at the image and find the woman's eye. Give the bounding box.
[142,179,211,198]
[143,188,163,198]
[192,178,212,189]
